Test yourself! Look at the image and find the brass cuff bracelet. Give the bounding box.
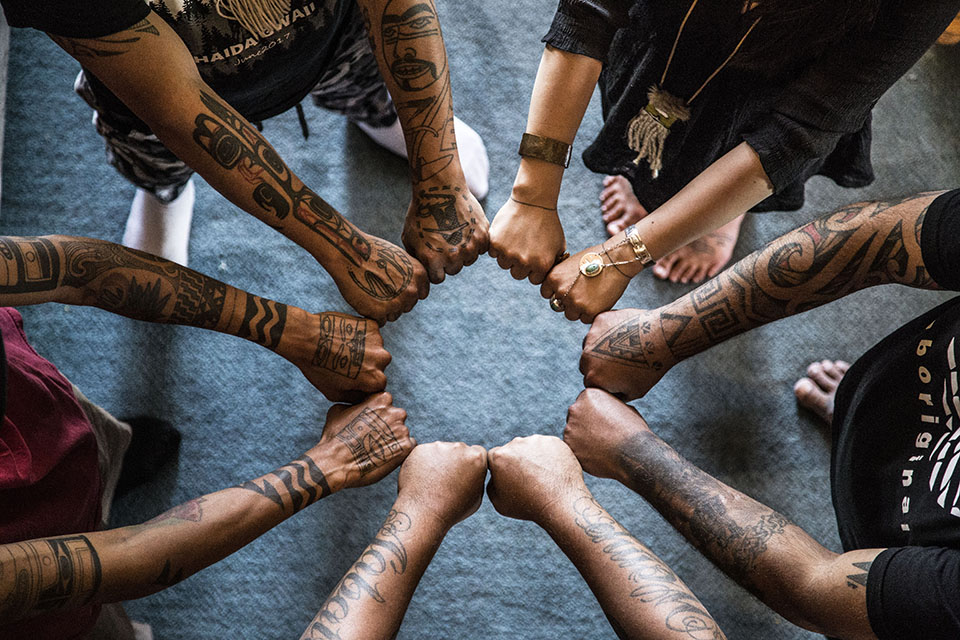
[518,132,572,168]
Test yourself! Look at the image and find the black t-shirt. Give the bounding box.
[0,0,149,38]
[832,189,960,639]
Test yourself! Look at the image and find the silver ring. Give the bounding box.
[550,297,565,312]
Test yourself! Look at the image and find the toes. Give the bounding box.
[794,377,833,424]
[606,218,627,236]
[836,360,851,374]
[805,362,839,391]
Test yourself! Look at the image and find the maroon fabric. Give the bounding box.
[0,307,103,639]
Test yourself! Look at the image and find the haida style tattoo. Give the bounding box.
[49,18,160,58]
[334,408,403,476]
[237,295,288,350]
[0,535,102,618]
[590,194,940,366]
[191,91,415,302]
[313,313,366,379]
[846,561,872,589]
[412,185,477,252]
[304,509,411,639]
[572,493,724,640]
[0,236,60,293]
[236,454,332,515]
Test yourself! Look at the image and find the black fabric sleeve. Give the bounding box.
[1,0,150,38]
[920,189,960,292]
[542,0,630,62]
[741,0,959,192]
[867,546,960,639]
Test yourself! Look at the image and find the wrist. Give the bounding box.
[602,233,646,278]
[392,494,452,540]
[305,445,348,496]
[272,305,312,358]
[511,160,564,208]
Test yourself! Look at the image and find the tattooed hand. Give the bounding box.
[486,435,585,524]
[396,441,487,531]
[402,183,489,284]
[540,239,639,324]
[328,231,430,325]
[580,308,677,400]
[564,388,654,483]
[314,392,415,491]
[489,197,566,285]
[277,309,391,402]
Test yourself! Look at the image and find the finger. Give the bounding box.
[462,246,480,266]
[580,312,595,325]
[487,242,501,259]
[510,264,531,281]
[418,277,430,300]
[564,304,580,322]
[540,279,556,300]
[390,406,408,423]
[474,230,491,255]
[445,257,465,277]
[496,253,514,271]
[528,266,548,286]
[428,260,446,284]
[371,391,394,408]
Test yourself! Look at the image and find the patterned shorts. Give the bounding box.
[75,11,395,203]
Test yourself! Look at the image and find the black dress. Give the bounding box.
[543,0,960,212]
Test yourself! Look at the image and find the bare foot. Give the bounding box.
[793,360,851,425]
[599,175,648,236]
[651,215,744,283]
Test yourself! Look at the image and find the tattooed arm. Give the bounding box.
[565,389,882,639]
[0,235,390,401]
[0,394,413,624]
[487,435,725,640]
[356,0,489,284]
[301,441,486,639]
[48,15,428,324]
[580,191,945,399]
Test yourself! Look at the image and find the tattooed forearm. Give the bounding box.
[235,454,332,515]
[237,295,288,350]
[0,236,60,293]
[619,432,795,598]
[303,509,411,639]
[313,313,366,378]
[590,192,943,366]
[49,18,160,58]
[0,535,102,620]
[146,498,207,527]
[572,493,725,640]
[845,561,871,589]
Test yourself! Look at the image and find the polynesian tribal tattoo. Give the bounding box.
[304,509,411,639]
[50,18,160,58]
[313,313,366,379]
[236,454,333,515]
[572,493,725,640]
[191,91,415,301]
[846,561,871,589]
[0,535,102,618]
[0,236,60,293]
[589,194,940,367]
[334,408,403,476]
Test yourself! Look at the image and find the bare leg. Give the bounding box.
[651,214,744,284]
[793,359,851,425]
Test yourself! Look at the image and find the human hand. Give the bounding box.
[486,435,585,525]
[579,308,677,400]
[327,231,430,325]
[540,237,639,323]
[488,196,566,285]
[564,388,653,483]
[313,392,415,492]
[396,441,487,531]
[279,309,391,402]
[402,182,489,284]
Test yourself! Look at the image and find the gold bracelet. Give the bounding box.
[518,133,572,168]
[625,225,653,265]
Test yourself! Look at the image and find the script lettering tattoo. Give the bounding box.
[573,494,724,639]
[304,510,411,639]
[846,561,871,589]
[236,454,332,515]
[589,193,941,366]
[238,295,288,349]
[50,18,160,58]
[0,535,102,619]
[334,408,402,476]
[313,313,366,379]
[0,236,60,293]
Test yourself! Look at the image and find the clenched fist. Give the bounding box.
[396,441,488,531]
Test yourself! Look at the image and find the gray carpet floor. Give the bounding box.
[2,5,959,638]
